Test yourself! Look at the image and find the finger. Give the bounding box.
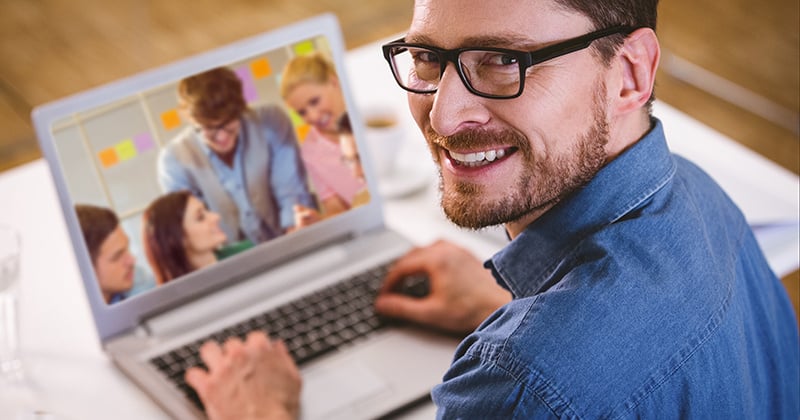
[198,340,224,367]
[268,339,295,368]
[246,330,272,351]
[381,247,434,293]
[294,204,313,214]
[223,337,245,360]
[374,293,433,325]
[184,366,209,394]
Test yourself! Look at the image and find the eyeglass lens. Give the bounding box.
[389,47,522,97]
[199,119,238,138]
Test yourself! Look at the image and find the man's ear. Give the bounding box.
[614,28,660,114]
[177,100,194,124]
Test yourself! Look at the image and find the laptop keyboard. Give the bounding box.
[149,262,395,412]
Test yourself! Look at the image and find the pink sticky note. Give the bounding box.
[134,132,155,152]
[235,66,258,103]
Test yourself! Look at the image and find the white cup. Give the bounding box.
[361,106,405,178]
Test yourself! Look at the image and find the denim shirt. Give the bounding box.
[432,120,800,419]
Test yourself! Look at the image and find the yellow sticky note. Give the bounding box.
[161,109,181,130]
[293,40,315,56]
[98,148,119,168]
[288,109,304,127]
[250,58,272,79]
[115,139,137,161]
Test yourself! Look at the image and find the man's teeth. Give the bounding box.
[450,148,507,167]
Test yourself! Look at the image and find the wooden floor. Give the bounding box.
[0,0,797,315]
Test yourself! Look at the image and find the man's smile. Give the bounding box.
[445,146,516,168]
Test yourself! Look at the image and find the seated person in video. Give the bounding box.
[75,204,156,304]
[280,53,368,227]
[157,67,316,246]
[143,190,246,284]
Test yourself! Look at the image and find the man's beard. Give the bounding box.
[427,84,610,230]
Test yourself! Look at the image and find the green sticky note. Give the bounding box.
[293,40,315,55]
[288,109,304,127]
[115,139,137,161]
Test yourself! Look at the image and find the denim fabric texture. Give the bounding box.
[432,119,800,419]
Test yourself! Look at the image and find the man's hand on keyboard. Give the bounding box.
[375,240,512,335]
[185,331,302,420]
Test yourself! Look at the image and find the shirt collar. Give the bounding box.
[109,292,126,304]
[486,118,676,297]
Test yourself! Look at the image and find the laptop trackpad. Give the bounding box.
[301,358,389,419]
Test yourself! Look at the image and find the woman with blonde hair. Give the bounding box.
[281,52,368,227]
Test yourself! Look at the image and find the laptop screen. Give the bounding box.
[40,20,375,308]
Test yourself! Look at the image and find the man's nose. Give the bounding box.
[428,63,490,137]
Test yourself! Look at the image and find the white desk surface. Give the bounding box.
[0,39,798,420]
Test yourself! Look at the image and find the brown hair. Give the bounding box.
[178,67,247,126]
[280,52,338,99]
[75,204,120,266]
[554,0,658,65]
[554,0,658,110]
[143,191,193,284]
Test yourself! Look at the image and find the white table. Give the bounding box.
[0,38,798,420]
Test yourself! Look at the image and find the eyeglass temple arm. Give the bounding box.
[527,26,635,66]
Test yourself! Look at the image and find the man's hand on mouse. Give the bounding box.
[375,240,512,335]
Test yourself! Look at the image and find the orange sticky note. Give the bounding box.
[98,148,119,168]
[250,58,272,79]
[296,124,311,142]
[161,109,181,130]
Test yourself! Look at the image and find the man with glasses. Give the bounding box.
[184,1,799,418]
[158,67,315,245]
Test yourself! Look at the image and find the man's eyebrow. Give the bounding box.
[404,33,542,50]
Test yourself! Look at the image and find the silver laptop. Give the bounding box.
[31,14,457,419]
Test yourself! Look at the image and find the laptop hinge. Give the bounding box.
[140,232,358,339]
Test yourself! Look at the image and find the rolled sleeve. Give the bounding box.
[433,343,557,420]
[264,108,315,228]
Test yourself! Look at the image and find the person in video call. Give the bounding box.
[280,52,368,227]
[183,0,800,418]
[75,204,156,305]
[143,190,239,285]
[337,116,371,207]
[157,67,316,246]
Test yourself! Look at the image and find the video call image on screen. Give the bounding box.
[52,35,370,305]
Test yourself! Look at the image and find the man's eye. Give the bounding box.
[412,50,440,64]
[486,53,518,66]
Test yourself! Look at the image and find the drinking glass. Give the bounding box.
[0,224,23,384]
[0,226,67,419]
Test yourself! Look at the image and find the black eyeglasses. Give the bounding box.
[382,26,635,99]
[194,117,240,139]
